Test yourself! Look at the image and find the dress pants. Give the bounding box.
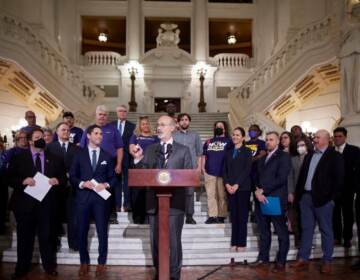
[355,192,360,251]
[132,188,146,223]
[14,205,57,274]
[333,191,355,243]
[149,213,184,280]
[298,193,334,262]
[255,202,289,265]
[78,194,110,264]
[115,166,130,208]
[185,187,195,216]
[0,174,8,231]
[66,191,79,250]
[228,190,250,247]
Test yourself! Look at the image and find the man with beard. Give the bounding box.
[173,113,202,224]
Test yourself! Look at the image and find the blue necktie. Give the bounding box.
[91,150,97,171]
[118,121,123,136]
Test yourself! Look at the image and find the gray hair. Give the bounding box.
[96,105,108,114]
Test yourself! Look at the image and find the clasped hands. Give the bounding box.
[23,177,59,187]
[225,184,239,194]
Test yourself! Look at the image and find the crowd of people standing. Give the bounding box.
[0,107,359,279]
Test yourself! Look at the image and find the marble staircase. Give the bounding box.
[1,194,359,266]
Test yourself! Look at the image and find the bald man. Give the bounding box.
[20,111,41,135]
[133,115,193,280]
[293,129,344,274]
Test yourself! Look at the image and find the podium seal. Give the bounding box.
[157,170,171,185]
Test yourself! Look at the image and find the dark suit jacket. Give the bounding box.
[69,147,116,204]
[136,141,193,215]
[296,147,344,207]
[111,120,135,167]
[47,141,79,172]
[8,149,67,213]
[223,146,253,192]
[256,149,291,209]
[336,144,360,193]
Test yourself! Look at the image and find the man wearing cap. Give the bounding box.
[54,112,83,145]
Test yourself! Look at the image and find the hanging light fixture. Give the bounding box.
[227,34,237,45]
[98,32,108,42]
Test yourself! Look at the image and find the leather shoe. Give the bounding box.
[271,263,286,273]
[95,264,106,276]
[290,259,309,271]
[205,217,217,224]
[320,262,332,274]
[351,260,360,270]
[216,217,225,223]
[185,216,197,224]
[250,260,269,269]
[78,264,89,277]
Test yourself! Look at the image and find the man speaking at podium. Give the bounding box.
[133,115,193,280]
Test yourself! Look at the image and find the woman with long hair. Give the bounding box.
[129,116,159,224]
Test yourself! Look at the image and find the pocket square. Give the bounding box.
[100,160,107,165]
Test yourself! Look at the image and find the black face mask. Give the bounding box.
[214,128,224,136]
[34,138,46,149]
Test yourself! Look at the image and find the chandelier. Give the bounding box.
[98,32,108,42]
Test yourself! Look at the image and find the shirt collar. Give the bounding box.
[160,138,174,146]
[58,140,69,146]
[30,147,44,156]
[315,146,328,154]
[88,146,100,153]
[267,147,278,157]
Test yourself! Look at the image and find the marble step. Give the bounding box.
[3,246,359,266]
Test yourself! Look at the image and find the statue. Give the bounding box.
[156,23,181,48]
[340,1,360,114]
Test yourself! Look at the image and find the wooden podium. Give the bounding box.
[128,169,200,280]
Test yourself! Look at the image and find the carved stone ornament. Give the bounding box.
[156,23,181,48]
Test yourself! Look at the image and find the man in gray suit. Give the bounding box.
[133,115,193,280]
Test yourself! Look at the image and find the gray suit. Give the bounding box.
[137,141,192,280]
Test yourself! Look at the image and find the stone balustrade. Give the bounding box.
[84,51,124,66]
[229,17,333,102]
[0,12,104,105]
[212,53,250,69]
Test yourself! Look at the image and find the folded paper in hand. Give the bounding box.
[90,179,111,200]
[260,196,281,216]
[24,172,52,202]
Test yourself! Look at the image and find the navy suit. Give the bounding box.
[255,149,291,265]
[111,120,135,209]
[69,147,115,265]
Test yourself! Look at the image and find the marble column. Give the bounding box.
[127,0,141,60]
[193,0,208,62]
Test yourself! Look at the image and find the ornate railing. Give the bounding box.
[84,51,124,66]
[0,12,104,105]
[229,17,333,102]
[212,53,250,69]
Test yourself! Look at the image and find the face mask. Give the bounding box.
[297,146,307,155]
[249,130,258,138]
[214,128,224,136]
[34,138,46,149]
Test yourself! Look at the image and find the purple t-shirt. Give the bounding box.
[80,123,123,158]
[129,134,159,152]
[203,137,233,177]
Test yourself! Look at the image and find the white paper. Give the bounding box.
[24,172,52,202]
[91,179,111,200]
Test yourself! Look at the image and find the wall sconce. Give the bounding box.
[227,34,237,45]
[98,32,108,42]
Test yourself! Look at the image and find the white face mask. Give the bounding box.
[297,146,307,155]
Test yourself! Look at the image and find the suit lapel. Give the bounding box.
[94,149,106,173]
[265,149,279,166]
[165,142,177,168]
[44,150,50,176]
